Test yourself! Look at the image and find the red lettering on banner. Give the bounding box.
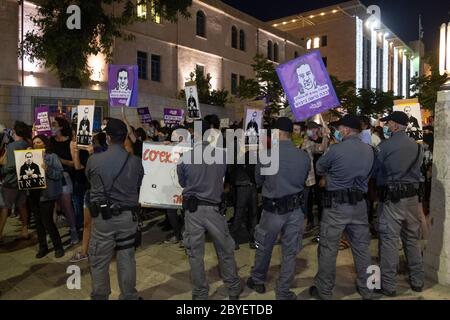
[143,148,183,164]
[143,149,150,161]
[173,195,183,204]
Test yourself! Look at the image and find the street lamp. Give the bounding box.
[440,22,450,89]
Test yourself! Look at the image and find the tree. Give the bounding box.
[178,66,230,107]
[329,76,358,117]
[19,0,192,88]
[410,68,447,112]
[237,54,288,118]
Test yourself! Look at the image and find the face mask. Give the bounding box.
[306,130,314,138]
[101,125,107,132]
[383,126,391,138]
[334,131,343,142]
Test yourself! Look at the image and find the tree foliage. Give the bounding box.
[19,0,192,88]
[178,66,230,107]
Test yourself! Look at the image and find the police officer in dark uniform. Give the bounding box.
[177,120,241,300]
[86,118,144,300]
[246,117,310,300]
[309,115,374,300]
[374,111,424,297]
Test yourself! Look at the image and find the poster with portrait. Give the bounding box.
[184,82,202,120]
[220,118,230,129]
[393,99,423,141]
[244,108,263,146]
[139,142,191,209]
[34,106,52,137]
[164,108,184,126]
[108,65,138,107]
[276,50,340,121]
[76,104,95,146]
[14,149,46,190]
[137,107,152,125]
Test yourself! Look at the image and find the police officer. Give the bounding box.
[374,111,424,296]
[177,120,241,300]
[246,117,310,300]
[309,115,374,300]
[86,118,144,300]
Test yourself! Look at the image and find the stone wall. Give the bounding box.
[424,89,450,286]
[0,85,236,128]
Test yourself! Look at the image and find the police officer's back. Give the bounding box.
[374,111,424,297]
[177,120,241,300]
[247,117,310,300]
[309,115,374,300]
[86,118,144,300]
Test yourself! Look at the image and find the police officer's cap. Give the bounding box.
[334,115,362,131]
[273,117,293,133]
[380,111,409,126]
[105,118,128,139]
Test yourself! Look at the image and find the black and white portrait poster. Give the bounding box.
[393,99,423,141]
[76,104,95,146]
[244,108,263,146]
[184,82,202,120]
[14,149,46,190]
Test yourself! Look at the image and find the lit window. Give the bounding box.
[306,39,312,50]
[137,0,147,19]
[150,1,161,24]
[313,37,320,48]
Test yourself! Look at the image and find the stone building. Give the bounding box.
[0,0,305,127]
[270,0,424,98]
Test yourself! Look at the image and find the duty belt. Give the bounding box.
[262,193,304,215]
[379,183,420,203]
[322,189,366,208]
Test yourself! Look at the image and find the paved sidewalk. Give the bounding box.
[0,214,449,300]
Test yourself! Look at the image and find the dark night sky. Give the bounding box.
[222,0,449,57]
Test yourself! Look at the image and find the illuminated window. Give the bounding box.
[313,37,320,48]
[267,40,273,60]
[273,43,279,62]
[150,1,161,24]
[137,0,147,19]
[196,11,206,38]
[231,26,238,49]
[239,30,246,51]
[306,39,312,50]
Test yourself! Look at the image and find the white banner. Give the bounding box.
[15,149,46,190]
[139,142,191,208]
[76,104,95,146]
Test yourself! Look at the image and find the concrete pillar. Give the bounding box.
[423,88,450,286]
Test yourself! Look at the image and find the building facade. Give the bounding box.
[269,0,423,98]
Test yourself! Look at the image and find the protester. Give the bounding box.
[371,126,386,147]
[0,121,31,242]
[50,117,80,244]
[30,135,65,258]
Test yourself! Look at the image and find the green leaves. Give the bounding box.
[19,0,192,88]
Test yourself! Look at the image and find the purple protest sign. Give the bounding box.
[34,106,52,137]
[108,65,138,107]
[137,107,152,124]
[163,108,184,126]
[276,50,340,121]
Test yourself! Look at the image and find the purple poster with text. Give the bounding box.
[137,107,152,124]
[34,106,52,137]
[163,108,184,126]
[108,65,138,107]
[276,50,340,121]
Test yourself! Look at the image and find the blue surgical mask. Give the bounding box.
[334,131,343,142]
[383,126,391,138]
